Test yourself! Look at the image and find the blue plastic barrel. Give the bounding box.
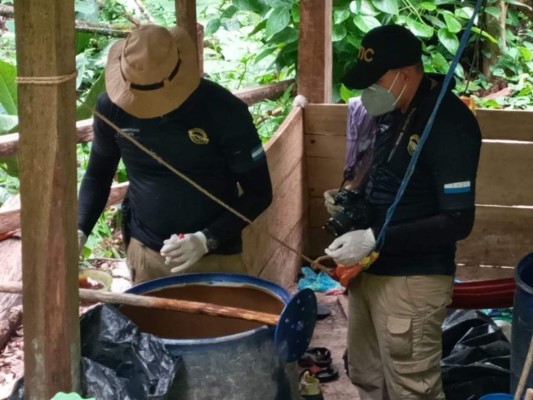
[511,252,533,393]
[479,395,513,400]
[122,273,299,400]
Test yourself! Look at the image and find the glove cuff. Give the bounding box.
[200,229,219,252]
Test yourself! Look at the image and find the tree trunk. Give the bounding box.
[482,0,507,79]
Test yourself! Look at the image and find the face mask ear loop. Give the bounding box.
[393,82,407,106]
[387,71,401,93]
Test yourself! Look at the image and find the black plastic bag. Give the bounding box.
[80,304,183,399]
[10,304,183,400]
[441,309,511,400]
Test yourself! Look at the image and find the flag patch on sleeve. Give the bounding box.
[444,181,471,194]
[251,145,265,161]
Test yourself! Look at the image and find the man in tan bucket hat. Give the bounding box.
[78,24,273,283]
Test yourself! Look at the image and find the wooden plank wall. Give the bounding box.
[303,104,533,274]
[242,108,306,287]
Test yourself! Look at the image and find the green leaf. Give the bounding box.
[0,115,18,134]
[249,19,267,36]
[437,28,459,54]
[485,6,501,19]
[205,18,221,36]
[332,24,348,42]
[221,5,238,19]
[0,156,19,177]
[263,0,292,8]
[353,15,381,33]
[371,0,399,15]
[271,26,299,43]
[254,46,278,64]
[76,71,105,120]
[339,84,357,102]
[404,18,434,38]
[232,0,269,14]
[441,11,462,33]
[75,53,87,90]
[360,0,379,16]
[420,2,437,11]
[266,8,291,37]
[455,7,474,20]
[430,51,450,73]
[0,60,17,116]
[334,9,351,24]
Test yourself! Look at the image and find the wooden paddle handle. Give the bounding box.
[0,281,280,326]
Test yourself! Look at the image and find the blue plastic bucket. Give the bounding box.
[511,252,533,393]
[122,273,299,400]
[479,395,513,400]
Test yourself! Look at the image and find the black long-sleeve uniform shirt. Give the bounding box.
[364,75,482,275]
[79,79,273,254]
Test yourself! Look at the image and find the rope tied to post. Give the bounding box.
[16,71,78,85]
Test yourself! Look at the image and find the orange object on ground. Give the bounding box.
[334,251,380,287]
[0,231,17,242]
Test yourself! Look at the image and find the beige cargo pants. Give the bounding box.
[347,273,453,400]
[126,237,248,284]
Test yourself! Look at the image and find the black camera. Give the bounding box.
[323,189,372,237]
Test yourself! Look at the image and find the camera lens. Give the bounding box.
[323,211,354,237]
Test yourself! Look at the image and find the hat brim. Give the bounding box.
[342,61,387,90]
[105,27,201,119]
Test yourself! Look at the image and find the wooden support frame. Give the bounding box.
[297,0,332,103]
[14,0,80,397]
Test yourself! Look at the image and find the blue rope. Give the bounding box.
[374,0,485,250]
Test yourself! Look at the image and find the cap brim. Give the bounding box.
[342,62,386,90]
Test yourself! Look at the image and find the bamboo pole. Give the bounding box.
[0,282,280,326]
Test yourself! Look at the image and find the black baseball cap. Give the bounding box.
[342,24,422,90]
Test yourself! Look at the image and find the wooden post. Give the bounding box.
[175,1,199,60]
[297,0,332,103]
[14,0,80,398]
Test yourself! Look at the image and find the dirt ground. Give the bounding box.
[307,292,362,400]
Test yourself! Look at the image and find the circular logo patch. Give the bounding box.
[188,128,209,145]
[407,134,419,156]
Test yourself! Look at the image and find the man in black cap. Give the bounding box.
[325,24,482,399]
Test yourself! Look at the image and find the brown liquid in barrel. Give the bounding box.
[120,285,285,339]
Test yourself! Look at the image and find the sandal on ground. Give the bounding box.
[314,366,339,383]
[299,347,332,368]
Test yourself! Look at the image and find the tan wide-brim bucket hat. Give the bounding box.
[105,24,200,119]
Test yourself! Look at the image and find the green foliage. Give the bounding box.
[0,60,18,134]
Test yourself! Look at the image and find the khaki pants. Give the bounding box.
[347,273,453,400]
[126,238,248,284]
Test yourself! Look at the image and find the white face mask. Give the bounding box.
[361,72,407,116]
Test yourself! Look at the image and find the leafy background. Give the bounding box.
[0,0,531,257]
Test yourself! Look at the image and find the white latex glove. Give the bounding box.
[323,189,340,216]
[78,229,88,255]
[160,232,208,273]
[324,228,375,266]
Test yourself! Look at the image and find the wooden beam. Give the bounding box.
[14,0,80,397]
[0,83,296,159]
[232,80,295,105]
[175,0,198,62]
[297,0,332,103]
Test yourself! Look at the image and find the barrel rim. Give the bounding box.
[515,252,533,295]
[124,273,291,345]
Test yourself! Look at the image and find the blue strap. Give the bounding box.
[374,0,485,250]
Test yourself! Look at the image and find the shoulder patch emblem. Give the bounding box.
[188,128,209,145]
[407,134,419,156]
